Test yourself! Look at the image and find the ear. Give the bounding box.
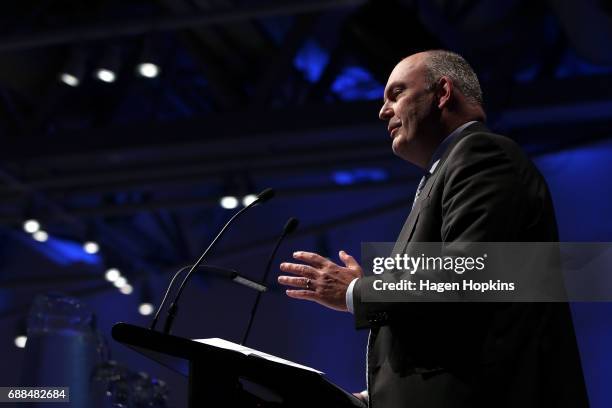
[435,76,452,109]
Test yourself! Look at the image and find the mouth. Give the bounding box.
[389,124,401,138]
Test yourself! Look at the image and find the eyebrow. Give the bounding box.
[382,82,403,103]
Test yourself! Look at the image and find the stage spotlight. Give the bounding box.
[23,219,40,234]
[220,196,239,209]
[105,268,121,282]
[32,230,49,242]
[59,73,80,87]
[120,284,133,295]
[136,62,160,78]
[95,68,116,83]
[59,47,86,87]
[14,319,27,349]
[14,335,27,349]
[139,281,154,315]
[242,194,258,207]
[113,276,127,288]
[83,241,100,254]
[138,303,155,316]
[136,37,161,79]
[95,46,121,83]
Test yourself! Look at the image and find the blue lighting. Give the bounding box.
[332,66,384,101]
[0,289,12,310]
[514,63,541,83]
[293,40,329,83]
[27,235,102,266]
[333,168,388,185]
[555,49,612,79]
[258,16,292,46]
[333,171,354,185]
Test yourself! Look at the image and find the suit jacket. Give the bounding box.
[352,122,589,407]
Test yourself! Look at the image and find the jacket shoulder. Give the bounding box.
[454,129,522,154]
[444,129,529,170]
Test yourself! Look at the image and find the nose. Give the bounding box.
[379,101,393,121]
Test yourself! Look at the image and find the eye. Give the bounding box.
[391,88,403,99]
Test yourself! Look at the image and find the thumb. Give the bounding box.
[339,250,360,269]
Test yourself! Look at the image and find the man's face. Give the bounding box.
[379,55,437,162]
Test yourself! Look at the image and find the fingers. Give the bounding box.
[285,289,319,302]
[292,251,331,267]
[280,250,358,312]
[339,250,360,269]
[278,276,312,289]
[280,262,318,278]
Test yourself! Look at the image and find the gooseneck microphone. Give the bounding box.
[153,188,275,334]
[241,217,299,345]
[149,265,267,331]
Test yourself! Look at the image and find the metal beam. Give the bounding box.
[0,0,366,52]
[3,71,612,162]
[1,100,382,159]
[158,0,244,110]
[0,176,419,222]
[249,13,320,106]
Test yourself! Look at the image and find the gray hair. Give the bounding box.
[422,50,483,106]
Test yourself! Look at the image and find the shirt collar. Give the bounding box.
[427,120,478,174]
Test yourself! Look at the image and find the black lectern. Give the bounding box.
[112,323,364,408]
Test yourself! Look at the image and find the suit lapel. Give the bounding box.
[400,204,420,241]
[392,122,491,254]
[369,122,493,403]
[391,197,423,255]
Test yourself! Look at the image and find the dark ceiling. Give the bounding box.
[1,0,612,322]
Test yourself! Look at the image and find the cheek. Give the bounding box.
[398,100,418,122]
[400,94,431,123]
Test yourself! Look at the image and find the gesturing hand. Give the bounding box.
[278,250,363,312]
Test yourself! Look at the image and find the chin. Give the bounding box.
[392,136,410,158]
[391,138,401,156]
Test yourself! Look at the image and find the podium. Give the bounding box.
[112,323,364,407]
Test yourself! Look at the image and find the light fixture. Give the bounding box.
[59,73,80,87]
[242,194,258,207]
[138,281,155,315]
[23,219,41,234]
[14,335,27,349]
[14,319,27,349]
[95,68,116,83]
[119,284,133,295]
[94,46,120,83]
[136,62,160,78]
[220,196,239,209]
[59,47,87,87]
[138,303,154,315]
[105,268,121,282]
[135,37,161,79]
[113,276,127,288]
[83,241,100,254]
[32,230,49,242]
[82,223,100,254]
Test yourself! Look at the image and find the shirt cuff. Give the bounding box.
[346,278,359,314]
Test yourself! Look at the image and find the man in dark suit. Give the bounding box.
[278,50,588,407]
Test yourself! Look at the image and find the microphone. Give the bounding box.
[254,188,275,204]
[204,265,267,293]
[149,265,266,331]
[241,217,299,345]
[154,188,275,334]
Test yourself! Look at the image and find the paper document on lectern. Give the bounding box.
[195,338,324,374]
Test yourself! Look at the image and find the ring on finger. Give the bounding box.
[305,278,311,290]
